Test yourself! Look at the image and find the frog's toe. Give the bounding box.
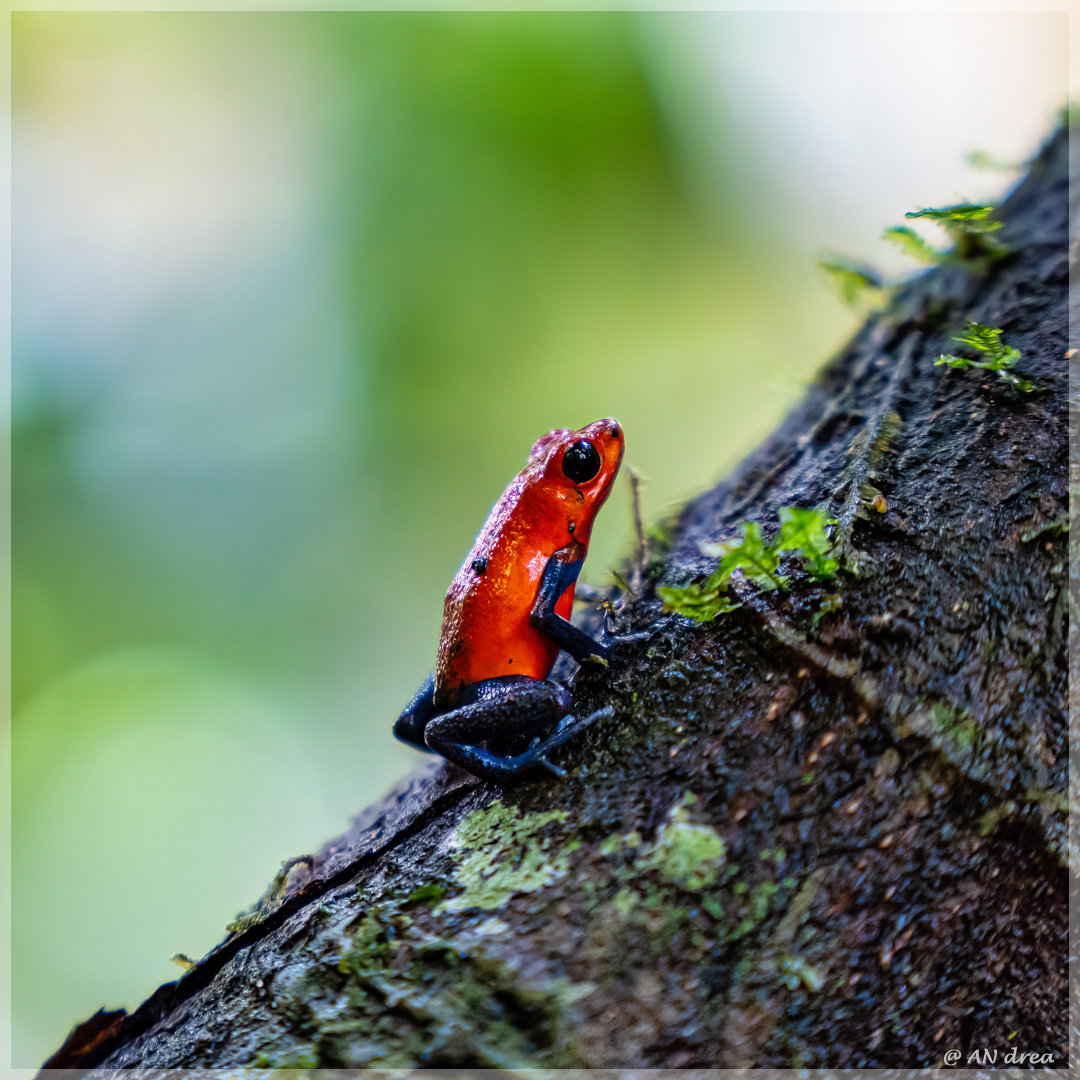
[585,703,615,724]
[601,629,652,654]
[533,754,568,778]
[552,704,613,741]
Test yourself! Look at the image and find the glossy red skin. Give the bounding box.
[435,418,624,708]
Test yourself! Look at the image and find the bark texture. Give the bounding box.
[44,127,1072,1073]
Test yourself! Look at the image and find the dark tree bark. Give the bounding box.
[44,126,1071,1074]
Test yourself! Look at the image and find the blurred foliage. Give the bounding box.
[883,202,1007,269]
[817,257,885,310]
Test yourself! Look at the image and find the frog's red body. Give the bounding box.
[395,418,625,782]
[436,418,623,706]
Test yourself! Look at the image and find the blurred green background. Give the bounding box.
[10,10,1066,1067]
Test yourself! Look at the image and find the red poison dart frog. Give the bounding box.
[394,418,627,781]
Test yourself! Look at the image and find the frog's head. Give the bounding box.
[528,418,624,539]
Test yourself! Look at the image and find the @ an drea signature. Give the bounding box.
[942,1047,1055,1066]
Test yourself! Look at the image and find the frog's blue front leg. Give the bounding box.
[531,550,653,663]
[530,551,611,663]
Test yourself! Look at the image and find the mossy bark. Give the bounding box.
[44,127,1071,1073]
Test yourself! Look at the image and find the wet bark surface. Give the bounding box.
[43,127,1072,1074]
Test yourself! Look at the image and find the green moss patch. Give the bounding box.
[439,801,572,913]
[641,804,727,891]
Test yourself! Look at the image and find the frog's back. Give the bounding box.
[434,480,571,705]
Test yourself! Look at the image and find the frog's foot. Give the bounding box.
[600,612,679,650]
[593,629,652,659]
[526,743,568,779]
[527,705,615,776]
[552,703,614,739]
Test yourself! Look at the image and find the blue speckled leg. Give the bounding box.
[393,673,438,752]
[424,676,611,782]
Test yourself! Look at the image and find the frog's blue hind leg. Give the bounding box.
[423,676,612,782]
[393,673,438,752]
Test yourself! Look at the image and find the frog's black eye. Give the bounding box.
[562,439,601,484]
